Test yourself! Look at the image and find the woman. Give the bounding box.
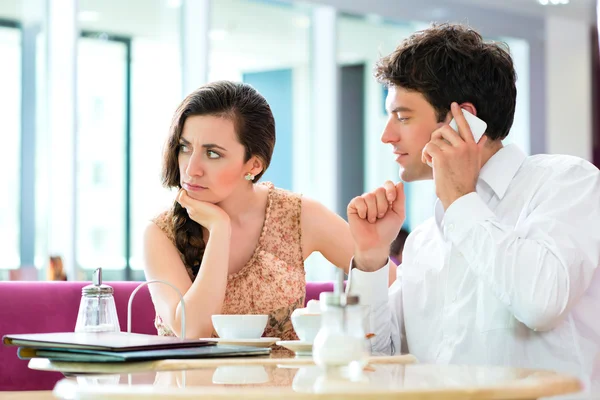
[144,81,391,341]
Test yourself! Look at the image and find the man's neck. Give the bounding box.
[480,139,504,168]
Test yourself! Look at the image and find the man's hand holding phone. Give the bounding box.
[422,102,488,210]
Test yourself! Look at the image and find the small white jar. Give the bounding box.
[312,292,369,375]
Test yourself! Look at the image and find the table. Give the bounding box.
[0,392,55,400]
[28,350,417,374]
[29,351,582,399]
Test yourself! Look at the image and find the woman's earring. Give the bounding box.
[244,173,255,181]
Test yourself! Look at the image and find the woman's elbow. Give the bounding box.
[166,315,213,339]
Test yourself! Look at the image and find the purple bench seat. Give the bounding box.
[0,280,333,391]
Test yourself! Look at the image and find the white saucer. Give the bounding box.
[201,337,280,348]
[276,340,313,356]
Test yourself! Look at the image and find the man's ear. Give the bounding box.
[443,102,478,123]
[457,102,477,116]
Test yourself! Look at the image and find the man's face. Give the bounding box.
[381,86,446,182]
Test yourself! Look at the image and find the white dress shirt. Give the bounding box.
[351,144,600,393]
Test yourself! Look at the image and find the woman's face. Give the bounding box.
[178,115,258,203]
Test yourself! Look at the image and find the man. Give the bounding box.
[347,23,600,389]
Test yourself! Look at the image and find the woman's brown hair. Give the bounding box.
[162,81,276,276]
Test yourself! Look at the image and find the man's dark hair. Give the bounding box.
[374,23,517,141]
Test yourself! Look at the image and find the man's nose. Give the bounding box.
[381,119,398,144]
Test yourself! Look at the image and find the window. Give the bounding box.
[76,34,128,271]
[0,23,21,270]
[78,0,182,279]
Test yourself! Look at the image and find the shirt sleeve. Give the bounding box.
[348,260,404,355]
[443,163,600,331]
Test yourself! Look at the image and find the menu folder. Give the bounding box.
[16,345,271,363]
[3,332,216,352]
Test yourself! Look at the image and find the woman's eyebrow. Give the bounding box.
[202,143,228,152]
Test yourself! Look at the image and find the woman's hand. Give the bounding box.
[176,189,230,232]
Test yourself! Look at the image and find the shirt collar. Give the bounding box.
[478,144,527,201]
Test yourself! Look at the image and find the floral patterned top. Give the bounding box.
[152,182,305,341]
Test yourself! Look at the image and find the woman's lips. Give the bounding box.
[183,183,207,191]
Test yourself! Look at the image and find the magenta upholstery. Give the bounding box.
[304,281,333,304]
[0,280,333,391]
[0,281,155,391]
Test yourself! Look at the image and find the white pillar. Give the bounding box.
[292,65,312,194]
[304,6,338,281]
[181,0,210,96]
[310,5,338,210]
[545,16,593,161]
[46,0,78,280]
[20,0,43,270]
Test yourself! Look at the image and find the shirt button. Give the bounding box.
[447,223,455,232]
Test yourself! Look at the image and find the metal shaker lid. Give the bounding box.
[319,268,360,306]
[82,268,114,295]
[319,292,360,307]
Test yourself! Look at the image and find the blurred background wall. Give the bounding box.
[0,0,598,281]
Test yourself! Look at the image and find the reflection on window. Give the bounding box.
[76,36,127,270]
[129,37,182,271]
[0,25,21,269]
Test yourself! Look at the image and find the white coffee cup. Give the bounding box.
[291,312,321,343]
[211,314,268,339]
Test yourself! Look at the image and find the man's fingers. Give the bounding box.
[391,181,405,216]
[423,142,442,163]
[348,196,368,220]
[422,144,435,165]
[349,182,403,223]
[383,180,396,203]
[430,138,451,151]
[433,125,463,146]
[422,149,431,165]
[374,187,389,219]
[363,193,378,223]
[450,102,475,143]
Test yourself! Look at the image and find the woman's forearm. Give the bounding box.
[170,225,231,338]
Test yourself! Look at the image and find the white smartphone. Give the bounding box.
[449,109,487,143]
